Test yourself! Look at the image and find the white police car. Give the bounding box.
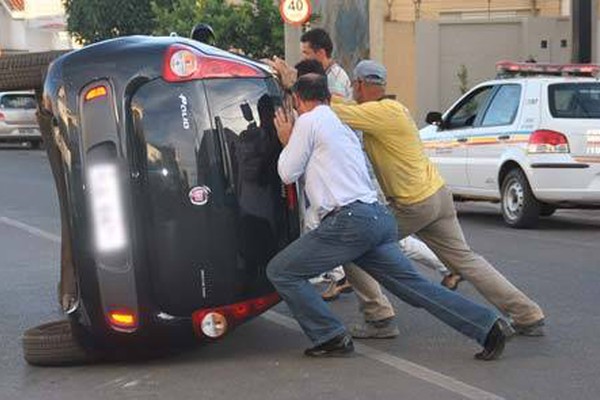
[421,61,600,228]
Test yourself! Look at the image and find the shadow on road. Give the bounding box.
[455,203,600,231]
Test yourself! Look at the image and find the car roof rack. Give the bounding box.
[496,60,600,78]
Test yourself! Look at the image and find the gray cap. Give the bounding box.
[353,60,387,85]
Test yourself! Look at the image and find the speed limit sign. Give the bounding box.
[280,0,312,26]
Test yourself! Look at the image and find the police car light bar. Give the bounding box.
[496,60,600,78]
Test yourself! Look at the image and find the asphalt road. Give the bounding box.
[1,148,599,400]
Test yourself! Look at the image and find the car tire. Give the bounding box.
[501,169,541,228]
[22,320,98,366]
[0,51,69,92]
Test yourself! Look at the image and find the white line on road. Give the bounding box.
[0,215,505,400]
[262,311,505,400]
[0,216,60,243]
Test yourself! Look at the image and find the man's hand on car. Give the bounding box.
[263,56,298,90]
[274,107,294,146]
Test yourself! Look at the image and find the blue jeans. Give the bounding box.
[267,201,501,346]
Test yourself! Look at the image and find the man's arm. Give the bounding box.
[275,111,313,184]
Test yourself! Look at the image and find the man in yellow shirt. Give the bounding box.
[331,60,545,337]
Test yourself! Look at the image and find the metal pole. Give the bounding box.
[572,0,592,63]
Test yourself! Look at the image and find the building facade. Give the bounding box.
[0,0,73,55]
[286,0,600,126]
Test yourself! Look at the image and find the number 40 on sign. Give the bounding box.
[279,0,312,26]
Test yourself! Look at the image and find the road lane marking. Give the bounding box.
[263,311,505,400]
[0,216,60,243]
[1,215,505,399]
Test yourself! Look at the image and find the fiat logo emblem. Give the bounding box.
[189,186,211,206]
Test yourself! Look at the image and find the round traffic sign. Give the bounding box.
[280,0,312,26]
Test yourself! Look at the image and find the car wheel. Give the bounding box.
[22,320,98,366]
[501,169,541,228]
[0,51,69,92]
[540,204,557,217]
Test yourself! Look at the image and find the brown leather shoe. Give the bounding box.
[321,278,353,302]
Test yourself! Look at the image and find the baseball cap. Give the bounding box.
[353,60,387,85]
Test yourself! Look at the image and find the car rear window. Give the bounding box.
[548,83,600,119]
[0,94,37,110]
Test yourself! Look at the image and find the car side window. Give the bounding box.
[445,86,494,130]
[481,84,522,127]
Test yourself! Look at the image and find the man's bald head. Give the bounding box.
[292,73,331,103]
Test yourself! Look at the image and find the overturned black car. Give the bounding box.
[7,36,301,365]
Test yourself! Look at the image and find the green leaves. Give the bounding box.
[64,0,284,58]
[153,0,284,59]
[64,0,157,45]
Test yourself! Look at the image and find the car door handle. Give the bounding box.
[456,137,468,143]
[498,134,511,140]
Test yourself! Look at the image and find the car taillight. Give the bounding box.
[163,44,264,82]
[107,308,138,332]
[528,129,570,153]
[192,292,280,339]
[84,85,108,102]
[0,112,4,121]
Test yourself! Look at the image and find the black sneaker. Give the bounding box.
[474,319,515,361]
[304,333,354,358]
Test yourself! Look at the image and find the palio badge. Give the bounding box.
[189,186,212,206]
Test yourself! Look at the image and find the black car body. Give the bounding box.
[41,36,299,348]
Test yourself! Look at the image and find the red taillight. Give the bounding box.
[528,129,570,153]
[285,184,297,210]
[163,44,263,82]
[84,85,108,102]
[192,292,280,338]
[107,308,138,332]
[0,112,4,121]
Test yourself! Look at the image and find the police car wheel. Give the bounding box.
[501,169,541,229]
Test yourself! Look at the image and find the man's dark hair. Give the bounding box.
[292,74,331,102]
[300,28,333,58]
[295,59,326,77]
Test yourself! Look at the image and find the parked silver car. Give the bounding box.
[0,91,41,148]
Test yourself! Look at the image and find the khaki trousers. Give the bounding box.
[345,186,544,325]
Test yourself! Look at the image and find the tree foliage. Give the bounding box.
[64,0,158,45]
[152,0,284,59]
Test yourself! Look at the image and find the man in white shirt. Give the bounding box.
[266,74,513,360]
[299,28,353,100]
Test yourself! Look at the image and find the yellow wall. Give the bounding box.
[388,0,563,21]
[383,21,417,113]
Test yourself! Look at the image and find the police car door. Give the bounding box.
[431,85,495,190]
[466,83,523,193]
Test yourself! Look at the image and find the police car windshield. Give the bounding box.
[549,83,600,119]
